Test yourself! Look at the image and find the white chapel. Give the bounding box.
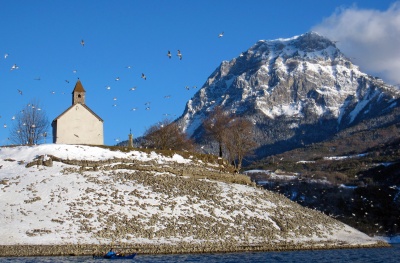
[52,80,104,145]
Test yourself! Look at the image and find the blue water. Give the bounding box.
[1,245,399,263]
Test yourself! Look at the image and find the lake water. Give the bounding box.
[1,244,399,263]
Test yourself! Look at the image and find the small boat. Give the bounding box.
[93,253,137,260]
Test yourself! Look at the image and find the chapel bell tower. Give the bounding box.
[72,79,86,105]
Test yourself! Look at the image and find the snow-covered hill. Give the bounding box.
[176,32,400,157]
[0,144,383,253]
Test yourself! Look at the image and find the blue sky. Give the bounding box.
[1,0,398,146]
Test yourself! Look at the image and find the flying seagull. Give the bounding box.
[167,50,171,59]
[218,31,224,38]
[17,89,23,95]
[177,50,182,60]
[81,39,85,47]
[10,64,18,71]
[141,73,147,80]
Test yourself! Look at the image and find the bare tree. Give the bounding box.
[224,117,257,172]
[143,119,194,151]
[9,99,50,145]
[202,106,231,157]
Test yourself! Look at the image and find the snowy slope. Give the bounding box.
[0,144,381,248]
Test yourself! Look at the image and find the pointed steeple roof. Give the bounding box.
[72,79,86,105]
[73,79,86,93]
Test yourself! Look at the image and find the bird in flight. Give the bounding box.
[4,53,9,59]
[167,50,171,59]
[141,73,147,80]
[17,89,23,95]
[115,77,120,81]
[177,50,182,60]
[81,39,85,47]
[10,64,19,71]
[218,31,224,38]
[129,87,137,91]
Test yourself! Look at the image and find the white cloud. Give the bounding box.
[312,2,400,85]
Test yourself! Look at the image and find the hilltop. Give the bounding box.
[0,144,386,256]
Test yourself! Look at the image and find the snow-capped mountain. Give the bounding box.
[176,32,400,157]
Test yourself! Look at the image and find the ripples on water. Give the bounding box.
[1,245,399,263]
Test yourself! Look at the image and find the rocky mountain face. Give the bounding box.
[176,32,400,158]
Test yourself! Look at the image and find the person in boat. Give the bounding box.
[105,248,117,258]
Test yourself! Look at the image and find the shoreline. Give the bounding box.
[0,241,390,257]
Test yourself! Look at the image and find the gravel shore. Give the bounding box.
[0,241,390,257]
